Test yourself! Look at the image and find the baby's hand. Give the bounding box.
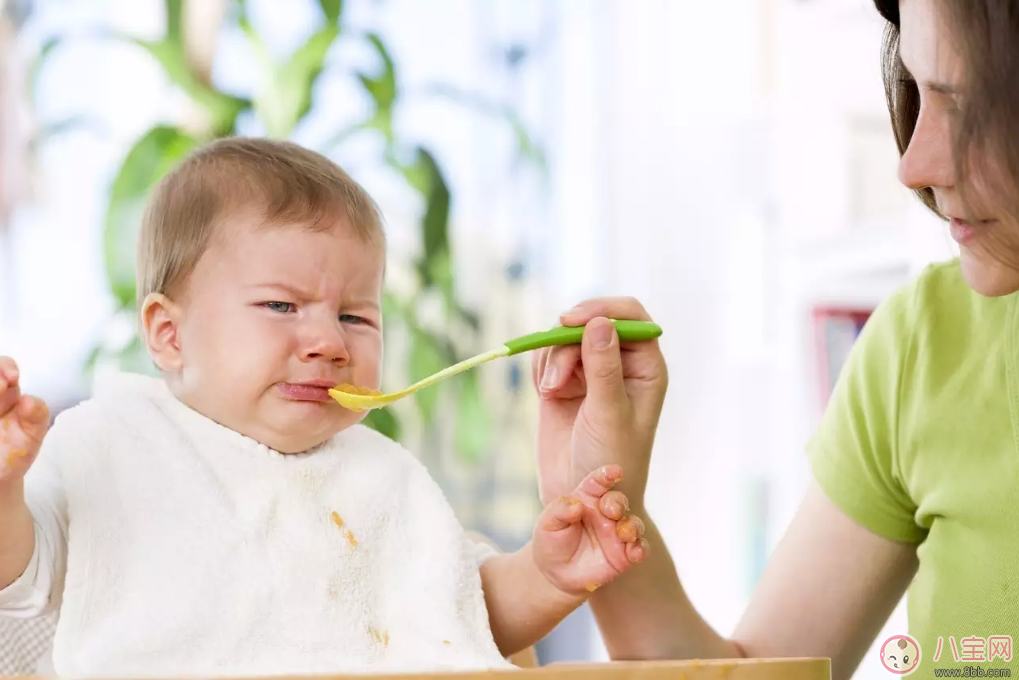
[0,358,49,489]
[531,464,648,596]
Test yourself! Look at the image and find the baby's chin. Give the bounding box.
[253,405,362,454]
[259,428,340,455]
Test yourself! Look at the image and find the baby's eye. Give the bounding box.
[339,314,365,324]
[263,301,296,314]
[903,656,909,663]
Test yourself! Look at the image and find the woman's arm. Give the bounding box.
[590,482,918,680]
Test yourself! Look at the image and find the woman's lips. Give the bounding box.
[950,217,996,246]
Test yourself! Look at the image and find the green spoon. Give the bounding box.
[328,319,663,412]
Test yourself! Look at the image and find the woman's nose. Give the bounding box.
[898,104,954,192]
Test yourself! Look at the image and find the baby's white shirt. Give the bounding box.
[0,373,512,677]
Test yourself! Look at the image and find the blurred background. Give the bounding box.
[0,0,960,677]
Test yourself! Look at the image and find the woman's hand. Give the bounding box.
[531,298,668,510]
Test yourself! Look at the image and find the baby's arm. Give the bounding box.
[479,465,647,657]
[0,358,48,591]
[0,357,66,616]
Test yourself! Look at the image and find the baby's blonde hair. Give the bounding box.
[136,136,384,302]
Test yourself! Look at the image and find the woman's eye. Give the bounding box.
[263,302,295,313]
[339,314,365,324]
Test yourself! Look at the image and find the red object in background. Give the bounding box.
[812,306,873,408]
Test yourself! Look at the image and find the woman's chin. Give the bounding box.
[959,249,1019,297]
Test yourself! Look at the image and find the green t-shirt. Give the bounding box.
[807,259,1019,675]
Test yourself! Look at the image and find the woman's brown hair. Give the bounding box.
[874,0,1019,226]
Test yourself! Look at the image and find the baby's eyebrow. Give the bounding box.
[249,283,381,308]
[349,300,381,310]
[250,282,308,298]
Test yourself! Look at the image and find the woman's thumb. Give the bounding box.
[581,318,629,411]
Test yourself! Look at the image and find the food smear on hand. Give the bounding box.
[5,449,27,467]
[330,511,344,528]
[616,518,639,542]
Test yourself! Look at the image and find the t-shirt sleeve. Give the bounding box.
[0,422,70,617]
[805,281,927,544]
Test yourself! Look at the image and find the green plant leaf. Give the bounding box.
[509,115,548,174]
[367,108,394,143]
[243,21,339,138]
[356,33,397,141]
[416,147,451,287]
[362,405,400,441]
[454,371,492,462]
[277,27,339,132]
[363,34,396,107]
[104,126,200,307]
[238,17,284,136]
[30,36,63,100]
[455,303,481,332]
[164,0,184,44]
[316,0,344,24]
[409,328,447,421]
[425,252,480,333]
[424,248,460,327]
[129,36,247,136]
[389,156,428,195]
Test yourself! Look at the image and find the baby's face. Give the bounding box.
[168,212,384,453]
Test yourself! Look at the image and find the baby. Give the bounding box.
[0,138,647,677]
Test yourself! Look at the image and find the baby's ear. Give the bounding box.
[140,292,183,373]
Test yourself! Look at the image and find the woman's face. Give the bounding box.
[897,0,1019,296]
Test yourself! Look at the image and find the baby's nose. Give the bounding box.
[303,330,350,364]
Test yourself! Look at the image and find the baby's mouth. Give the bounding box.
[276,382,336,402]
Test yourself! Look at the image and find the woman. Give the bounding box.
[538,1,1019,678]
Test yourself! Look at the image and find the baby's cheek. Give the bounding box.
[357,338,384,388]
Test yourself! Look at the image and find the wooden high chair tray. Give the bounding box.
[520,657,830,679]
[26,657,830,679]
